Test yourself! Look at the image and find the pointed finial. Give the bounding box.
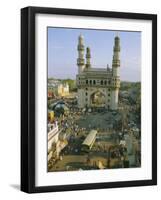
[115,31,120,39]
[79,33,83,39]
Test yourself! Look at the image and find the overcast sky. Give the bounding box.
[48,27,141,82]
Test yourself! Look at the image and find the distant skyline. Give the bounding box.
[48,27,141,82]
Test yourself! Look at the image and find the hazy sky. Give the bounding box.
[48,27,141,82]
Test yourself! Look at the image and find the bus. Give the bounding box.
[81,130,97,153]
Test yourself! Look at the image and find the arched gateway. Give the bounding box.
[90,90,106,107]
[76,34,121,110]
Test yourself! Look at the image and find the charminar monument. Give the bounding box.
[76,34,121,110]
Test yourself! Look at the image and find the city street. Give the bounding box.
[48,95,141,172]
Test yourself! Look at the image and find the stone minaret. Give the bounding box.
[112,35,120,77]
[85,47,91,69]
[77,34,85,74]
[111,34,121,110]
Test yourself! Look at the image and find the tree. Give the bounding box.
[62,79,76,91]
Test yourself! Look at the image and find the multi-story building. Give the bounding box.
[48,82,69,97]
[57,83,69,97]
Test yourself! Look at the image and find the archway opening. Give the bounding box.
[90,91,106,107]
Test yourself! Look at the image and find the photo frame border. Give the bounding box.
[21,6,157,193]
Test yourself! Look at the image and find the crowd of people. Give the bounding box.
[48,96,141,171]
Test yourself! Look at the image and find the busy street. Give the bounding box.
[48,89,141,172]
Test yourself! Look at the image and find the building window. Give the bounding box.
[108,88,110,91]
[86,92,88,96]
[86,98,88,101]
[93,80,96,85]
[104,80,107,85]
[101,80,103,85]
[108,99,110,102]
[108,93,110,97]
[86,88,88,90]
[86,80,88,84]
[108,80,111,85]
[90,80,92,85]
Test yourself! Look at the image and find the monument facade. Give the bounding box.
[76,34,121,110]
